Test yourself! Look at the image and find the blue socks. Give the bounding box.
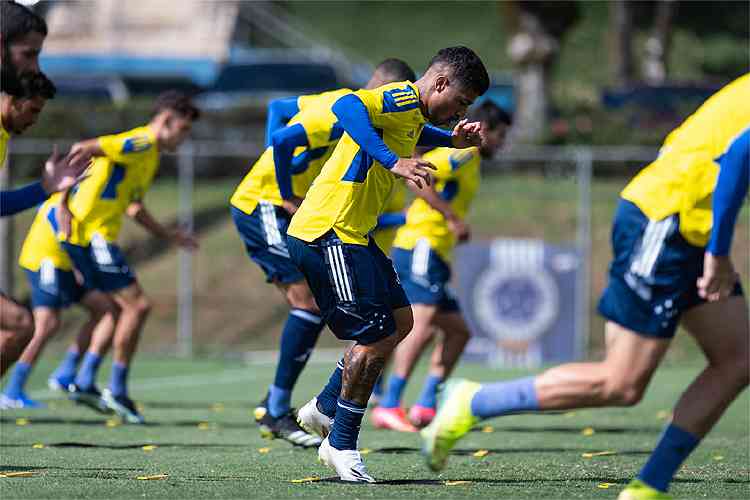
[268,309,324,418]
[109,362,129,398]
[380,375,407,408]
[74,352,102,390]
[50,349,80,386]
[372,374,385,399]
[3,362,32,399]
[317,359,343,418]
[416,374,443,409]
[329,397,366,450]
[638,423,700,492]
[470,376,539,418]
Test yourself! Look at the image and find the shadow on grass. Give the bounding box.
[0,416,249,429]
[469,425,664,434]
[371,446,652,456]
[0,442,249,450]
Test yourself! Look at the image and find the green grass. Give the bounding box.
[1,358,748,498]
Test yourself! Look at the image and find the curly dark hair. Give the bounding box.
[152,90,201,120]
[428,46,490,97]
[1,1,48,44]
[374,58,416,83]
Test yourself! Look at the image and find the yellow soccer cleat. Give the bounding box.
[420,379,482,472]
[617,480,673,500]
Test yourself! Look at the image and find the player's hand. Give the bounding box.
[171,228,199,251]
[56,202,73,240]
[281,196,304,215]
[451,119,483,149]
[66,142,95,171]
[391,158,436,189]
[697,253,737,302]
[447,215,471,242]
[40,145,90,194]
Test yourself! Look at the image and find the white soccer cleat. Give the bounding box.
[297,397,333,438]
[318,437,376,483]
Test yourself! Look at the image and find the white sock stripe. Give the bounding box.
[337,401,366,414]
[326,247,346,301]
[290,309,323,324]
[335,245,354,302]
[336,360,344,369]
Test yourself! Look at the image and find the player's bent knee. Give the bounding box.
[603,379,645,407]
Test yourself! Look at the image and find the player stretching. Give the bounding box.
[231,59,415,447]
[1,1,88,376]
[421,75,749,500]
[48,91,200,423]
[288,46,489,482]
[372,101,510,431]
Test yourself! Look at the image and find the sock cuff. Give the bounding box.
[290,308,323,324]
[84,352,102,362]
[664,423,700,447]
[15,361,32,371]
[336,359,344,370]
[337,397,366,414]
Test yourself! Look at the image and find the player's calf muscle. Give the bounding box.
[342,345,386,404]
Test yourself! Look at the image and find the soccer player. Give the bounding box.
[288,46,489,482]
[421,75,749,500]
[372,101,511,431]
[231,59,415,447]
[50,91,200,423]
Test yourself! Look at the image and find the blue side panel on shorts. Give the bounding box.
[391,246,460,312]
[61,241,135,293]
[24,266,86,309]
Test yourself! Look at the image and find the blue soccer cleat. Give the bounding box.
[68,383,111,414]
[0,393,47,409]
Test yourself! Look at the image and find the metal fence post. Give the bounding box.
[575,148,593,360]
[177,143,194,358]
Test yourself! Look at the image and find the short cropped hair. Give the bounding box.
[152,90,201,121]
[1,1,48,44]
[16,71,55,99]
[374,58,416,83]
[428,46,490,97]
[468,100,512,130]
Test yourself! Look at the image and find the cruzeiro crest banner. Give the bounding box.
[455,238,583,368]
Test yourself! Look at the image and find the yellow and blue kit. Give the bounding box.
[391,146,481,311]
[371,180,407,254]
[58,126,159,292]
[230,88,350,284]
[19,196,87,308]
[0,119,49,216]
[599,75,748,338]
[286,81,461,344]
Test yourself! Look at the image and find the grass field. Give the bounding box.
[1,357,748,499]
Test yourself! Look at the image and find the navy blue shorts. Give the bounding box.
[287,231,410,345]
[597,199,744,338]
[62,238,136,293]
[24,263,87,309]
[231,204,304,285]
[391,244,460,312]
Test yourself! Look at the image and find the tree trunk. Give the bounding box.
[643,0,676,85]
[610,0,635,86]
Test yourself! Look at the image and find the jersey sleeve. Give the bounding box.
[332,93,398,168]
[67,160,113,221]
[98,129,155,165]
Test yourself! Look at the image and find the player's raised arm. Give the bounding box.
[271,123,309,206]
[265,97,300,147]
[698,130,749,301]
[332,93,435,187]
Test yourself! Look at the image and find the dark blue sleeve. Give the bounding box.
[707,130,749,256]
[0,182,49,216]
[272,123,308,200]
[376,212,406,229]
[332,94,399,169]
[418,124,453,147]
[265,97,300,147]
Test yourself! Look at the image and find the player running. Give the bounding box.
[288,46,489,482]
[372,101,511,431]
[231,59,415,448]
[421,75,749,500]
[47,91,200,423]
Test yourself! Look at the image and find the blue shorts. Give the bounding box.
[62,239,136,293]
[597,199,744,338]
[287,231,410,345]
[24,263,87,309]
[231,204,304,285]
[391,245,460,312]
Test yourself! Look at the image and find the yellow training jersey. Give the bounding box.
[288,81,427,245]
[230,88,351,215]
[19,194,73,271]
[0,120,9,167]
[394,147,481,261]
[65,126,160,246]
[371,180,407,254]
[621,74,750,247]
